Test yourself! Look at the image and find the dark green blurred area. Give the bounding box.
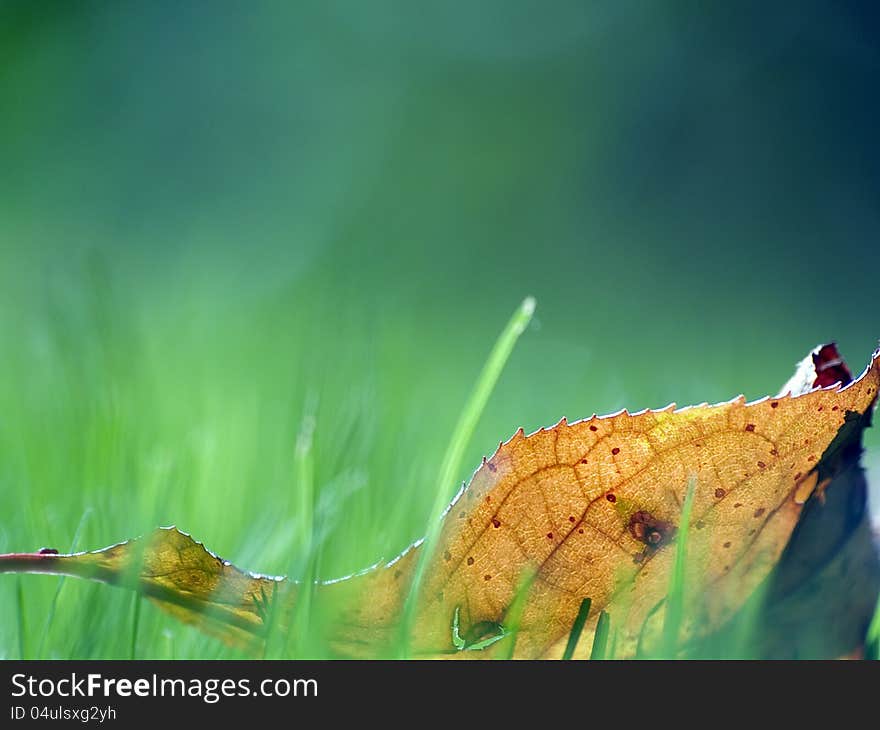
[0,1,878,657]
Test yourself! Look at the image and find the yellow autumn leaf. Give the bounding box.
[3,344,878,658]
[0,527,285,649]
[335,344,880,658]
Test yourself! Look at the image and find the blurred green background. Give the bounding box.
[1,0,878,657]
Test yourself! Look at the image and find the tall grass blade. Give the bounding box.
[500,567,537,659]
[590,610,610,660]
[399,296,535,657]
[661,475,697,657]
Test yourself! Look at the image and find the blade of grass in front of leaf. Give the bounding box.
[500,567,537,659]
[661,475,697,657]
[399,296,535,657]
[562,597,592,659]
[590,610,610,660]
[261,580,290,659]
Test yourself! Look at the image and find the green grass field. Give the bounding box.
[1,1,879,659]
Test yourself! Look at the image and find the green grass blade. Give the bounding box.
[399,296,535,657]
[662,475,697,657]
[562,597,592,660]
[500,567,537,659]
[590,610,610,660]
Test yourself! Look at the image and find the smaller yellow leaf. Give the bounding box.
[0,527,286,646]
